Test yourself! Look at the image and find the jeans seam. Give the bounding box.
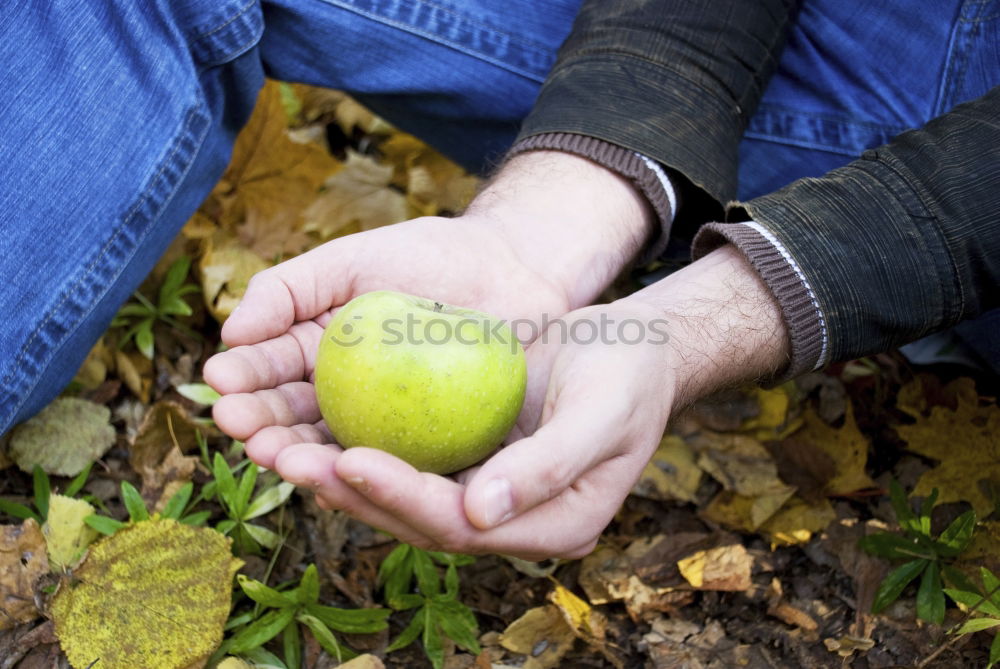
[191,0,258,40]
[313,0,553,82]
[0,105,211,426]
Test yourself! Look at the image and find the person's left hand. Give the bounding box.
[266,299,676,560]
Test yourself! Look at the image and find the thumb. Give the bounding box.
[221,240,357,347]
[463,383,626,530]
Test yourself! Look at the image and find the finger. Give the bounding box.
[464,383,630,530]
[204,321,325,395]
[221,237,359,346]
[245,421,334,470]
[334,448,481,553]
[272,442,435,546]
[213,382,321,441]
[508,330,561,442]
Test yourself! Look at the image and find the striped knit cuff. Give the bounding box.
[507,133,676,264]
[692,221,829,380]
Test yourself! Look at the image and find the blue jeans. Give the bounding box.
[1,0,997,433]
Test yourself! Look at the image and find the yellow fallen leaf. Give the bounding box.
[43,495,98,571]
[499,604,577,669]
[677,544,753,591]
[897,381,1000,516]
[0,519,48,629]
[199,230,271,322]
[701,487,796,533]
[379,133,478,215]
[793,405,876,496]
[740,386,791,435]
[632,435,702,503]
[692,433,792,498]
[52,518,242,669]
[337,655,386,669]
[759,496,837,547]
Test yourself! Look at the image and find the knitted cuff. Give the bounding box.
[693,221,829,380]
[507,132,676,264]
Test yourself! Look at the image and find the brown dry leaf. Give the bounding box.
[72,338,114,390]
[955,519,1000,577]
[758,495,837,546]
[303,150,410,240]
[897,380,1000,516]
[129,401,206,505]
[692,432,794,498]
[632,435,703,503]
[676,544,753,591]
[792,404,876,496]
[199,230,271,322]
[0,520,47,630]
[701,488,796,533]
[499,604,577,669]
[114,349,153,403]
[213,80,341,232]
[235,207,315,262]
[379,133,478,215]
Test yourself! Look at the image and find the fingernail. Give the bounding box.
[484,478,513,527]
[345,475,371,494]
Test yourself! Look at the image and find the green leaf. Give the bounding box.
[64,463,93,498]
[225,611,256,631]
[380,544,415,604]
[433,598,481,653]
[917,561,945,624]
[244,523,281,550]
[918,488,939,537]
[389,593,425,611]
[982,567,1000,602]
[297,614,357,663]
[235,463,259,519]
[159,256,192,306]
[0,499,41,522]
[444,564,459,598]
[229,607,298,653]
[160,294,193,317]
[304,604,390,634]
[213,453,239,516]
[161,482,194,520]
[296,564,320,605]
[175,383,221,407]
[135,318,155,360]
[33,466,51,521]
[954,617,1000,635]
[936,510,977,557]
[245,482,295,520]
[180,510,211,527]
[944,589,1000,618]
[873,559,927,613]
[991,629,1000,669]
[859,532,927,560]
[242,647,288,669]
[216,519,238,535]
[120,481,149,522]
[237,574,296,608]
[84,514,126,536]
[890,479,918,534]
[282,619,301,669]
[116,303,155,319]
[385,607,425,652]
[423,609,445,669]
[413,548,440,597]
[942,565,980,594]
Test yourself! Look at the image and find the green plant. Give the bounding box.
[379,544,481,668]
[860,480,977,624]
[112,255,200,359]
[944,567,1000,668]
[225,564,390,666]
[85,480,208,535]
[210,452,295,555]
[0,464,94,523]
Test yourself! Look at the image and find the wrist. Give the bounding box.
[620,245,790,410]
[465,151,654,309]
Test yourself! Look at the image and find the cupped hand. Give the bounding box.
[265,299,676,560]
[204,151,652,472]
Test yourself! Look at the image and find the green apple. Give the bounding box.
[314,290,527,474]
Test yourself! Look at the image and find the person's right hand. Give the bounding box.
[203,151,653,470]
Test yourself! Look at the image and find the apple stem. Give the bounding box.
[434,302,444,313]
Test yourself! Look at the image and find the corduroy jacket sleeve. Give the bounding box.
[514,0,798,231]
[694,86,1000,377]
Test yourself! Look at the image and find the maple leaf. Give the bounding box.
[898,380,1000,516]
